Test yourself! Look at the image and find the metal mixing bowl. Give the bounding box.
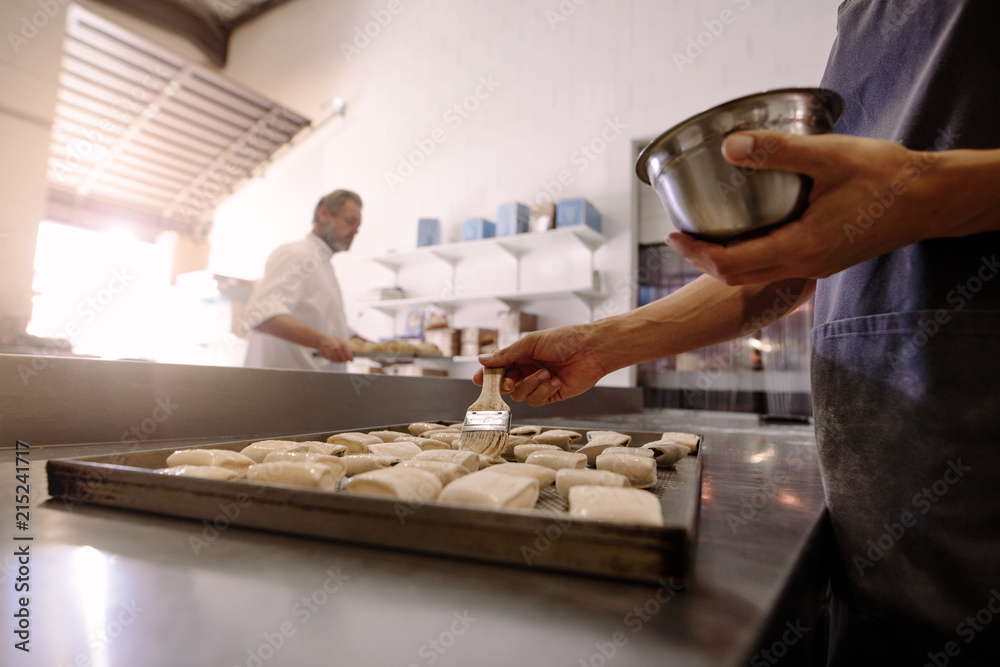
[636,87,844,242]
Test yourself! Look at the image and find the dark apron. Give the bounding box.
[815,1,1000,663]
[812,310,1000,665]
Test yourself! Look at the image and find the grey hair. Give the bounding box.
[313,189,362,223]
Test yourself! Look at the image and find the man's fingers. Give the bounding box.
[509,368,551,403]
[721,130,845,182]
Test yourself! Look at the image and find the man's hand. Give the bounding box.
[665,131,948,285]
[473,324,612,407]
[316,335,354,363]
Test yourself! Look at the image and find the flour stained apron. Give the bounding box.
[811,309,1000,665]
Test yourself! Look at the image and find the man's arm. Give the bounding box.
[667,131,1000,285]
[256,314,354,363]
[479,275,814,406]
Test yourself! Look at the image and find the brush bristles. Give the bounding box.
[459,430,509,458]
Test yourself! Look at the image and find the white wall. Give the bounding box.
[209,0,840,384]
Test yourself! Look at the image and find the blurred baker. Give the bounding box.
[243,189,365,370]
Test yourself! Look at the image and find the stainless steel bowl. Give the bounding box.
[636,87,844,242]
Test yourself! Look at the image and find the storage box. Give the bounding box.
[424,327,460,357]
[556,198,601,232]
[460,327,497,357]
[496,202,530,236]
[498,310,538,349]
[529,202,556,232]
[417,218,440,247]
[462,218,496,241]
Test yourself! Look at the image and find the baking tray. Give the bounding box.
[46,423,702,583]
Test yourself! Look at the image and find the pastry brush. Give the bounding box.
[458,365,511,458]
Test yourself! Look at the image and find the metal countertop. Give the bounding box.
[1,409,826,667]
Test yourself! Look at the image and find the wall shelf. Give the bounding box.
[361,226,607,317]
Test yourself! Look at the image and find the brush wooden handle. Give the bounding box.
[480,366,505,397]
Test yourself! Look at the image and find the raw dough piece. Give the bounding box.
[245,461,342,490]
[159,465,240,481]
[642,442,690,467]
[532,429,583,449]
[343,466,442,501]
[166,449,255,471]
[368,441,422,460]
[263,451,347,477]
[661,432,700,453]
[341,454,398,476]
[568,486,664,527]
[408,421,448,436]
[510,425,542,436]
[477,455,506,469]
[576,441,624,467]
[367,430,408,443]
[438,471,539,510]
[555,468,629,499]
[514,443,563,463]
[585,430,632,447]
[501,435,538,460]
[303,442,348,457]
[326,433,381,453]
[599,446,654,459]
[596,453,657,488]
[398,459,468,485]
[411,449,479,473]
[395,436,451,451]
[239,440,309,463]
[481,462,556,487]
[427,432,461,447]
[525,450,588,471]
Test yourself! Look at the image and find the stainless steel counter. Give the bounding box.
[1,409,826,667]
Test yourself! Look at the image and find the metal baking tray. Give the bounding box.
[46,423,702,582]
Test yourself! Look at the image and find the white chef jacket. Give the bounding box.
[243,233,351,371]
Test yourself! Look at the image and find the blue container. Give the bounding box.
[462,218,496,241]
[417,218,440,247]
[496,202,530,236]
[555,198,601,233]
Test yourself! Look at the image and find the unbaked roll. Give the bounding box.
[245,460,342,490]
[240,440,309,463]
[166,449,255,471]
[595,452,657,488]
[438,471,539,510]
[555,468,629,499]
[568,486,663,527]
[343,466,443,501]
